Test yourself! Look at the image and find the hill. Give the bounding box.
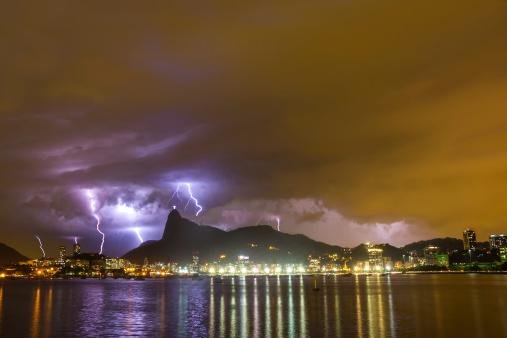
[123,209,347,264]
[0,242,28,266]
[402,237,463,254]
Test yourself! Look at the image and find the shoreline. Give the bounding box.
[2,271,507,281]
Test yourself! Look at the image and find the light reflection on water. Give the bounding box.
[30,287,40,338]
[0,275,506,337]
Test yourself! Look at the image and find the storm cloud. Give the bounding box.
[1,0,507,257]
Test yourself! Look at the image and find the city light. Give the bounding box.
[178,267,189,274]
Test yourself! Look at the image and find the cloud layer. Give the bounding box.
[1,0,507,256]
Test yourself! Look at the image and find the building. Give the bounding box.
[73,242,81,255]
[423,245,449,267]
[424,245,439,265]
[367,243,383,271]
[58,245,67,266]
[105,258,127,270]
[236,255,251,274]
[489,234,507,250]
[307,256,321,273]
[407,251,423,267]
[463,229,477,251]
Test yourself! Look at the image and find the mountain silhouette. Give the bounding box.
[123,209,347,264]
[0,242,28,266]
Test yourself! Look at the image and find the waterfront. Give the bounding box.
[0,274,506,337]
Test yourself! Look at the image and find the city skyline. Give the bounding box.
[5,207,506,261]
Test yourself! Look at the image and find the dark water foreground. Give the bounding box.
[0,274,506,337]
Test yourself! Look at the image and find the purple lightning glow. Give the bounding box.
[35,235,46,258]
[86,189,105,255]
[171,183,203,216]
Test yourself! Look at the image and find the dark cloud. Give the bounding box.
[1,0,507,257]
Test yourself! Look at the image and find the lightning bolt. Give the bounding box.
[184,197,191,210]
[134,228,144,244]
[35,235,46,258]
[183,183,203,216]
[275,217,281,232]
[170,183,203,216]
[74,236,78,245]
[86,189,105,255]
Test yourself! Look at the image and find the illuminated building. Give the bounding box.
[105,258,127,270]
[367,243,383,271]
[489,234,507,250]
[463,229,477,251]
[57,245,67,266]
[423,245,449,267]
[73,242,81,255]
[424,245,439,265]
[485,234,507,262]
[307,256,321,273]
[237,255,250,273]
[408,251,422,267]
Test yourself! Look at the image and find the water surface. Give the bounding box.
[0,274,506,337]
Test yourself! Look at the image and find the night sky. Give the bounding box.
[2,1,507,257]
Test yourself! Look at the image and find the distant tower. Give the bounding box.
[58,245,67,265]
[73,242,81,255]
[463,229,477,251]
